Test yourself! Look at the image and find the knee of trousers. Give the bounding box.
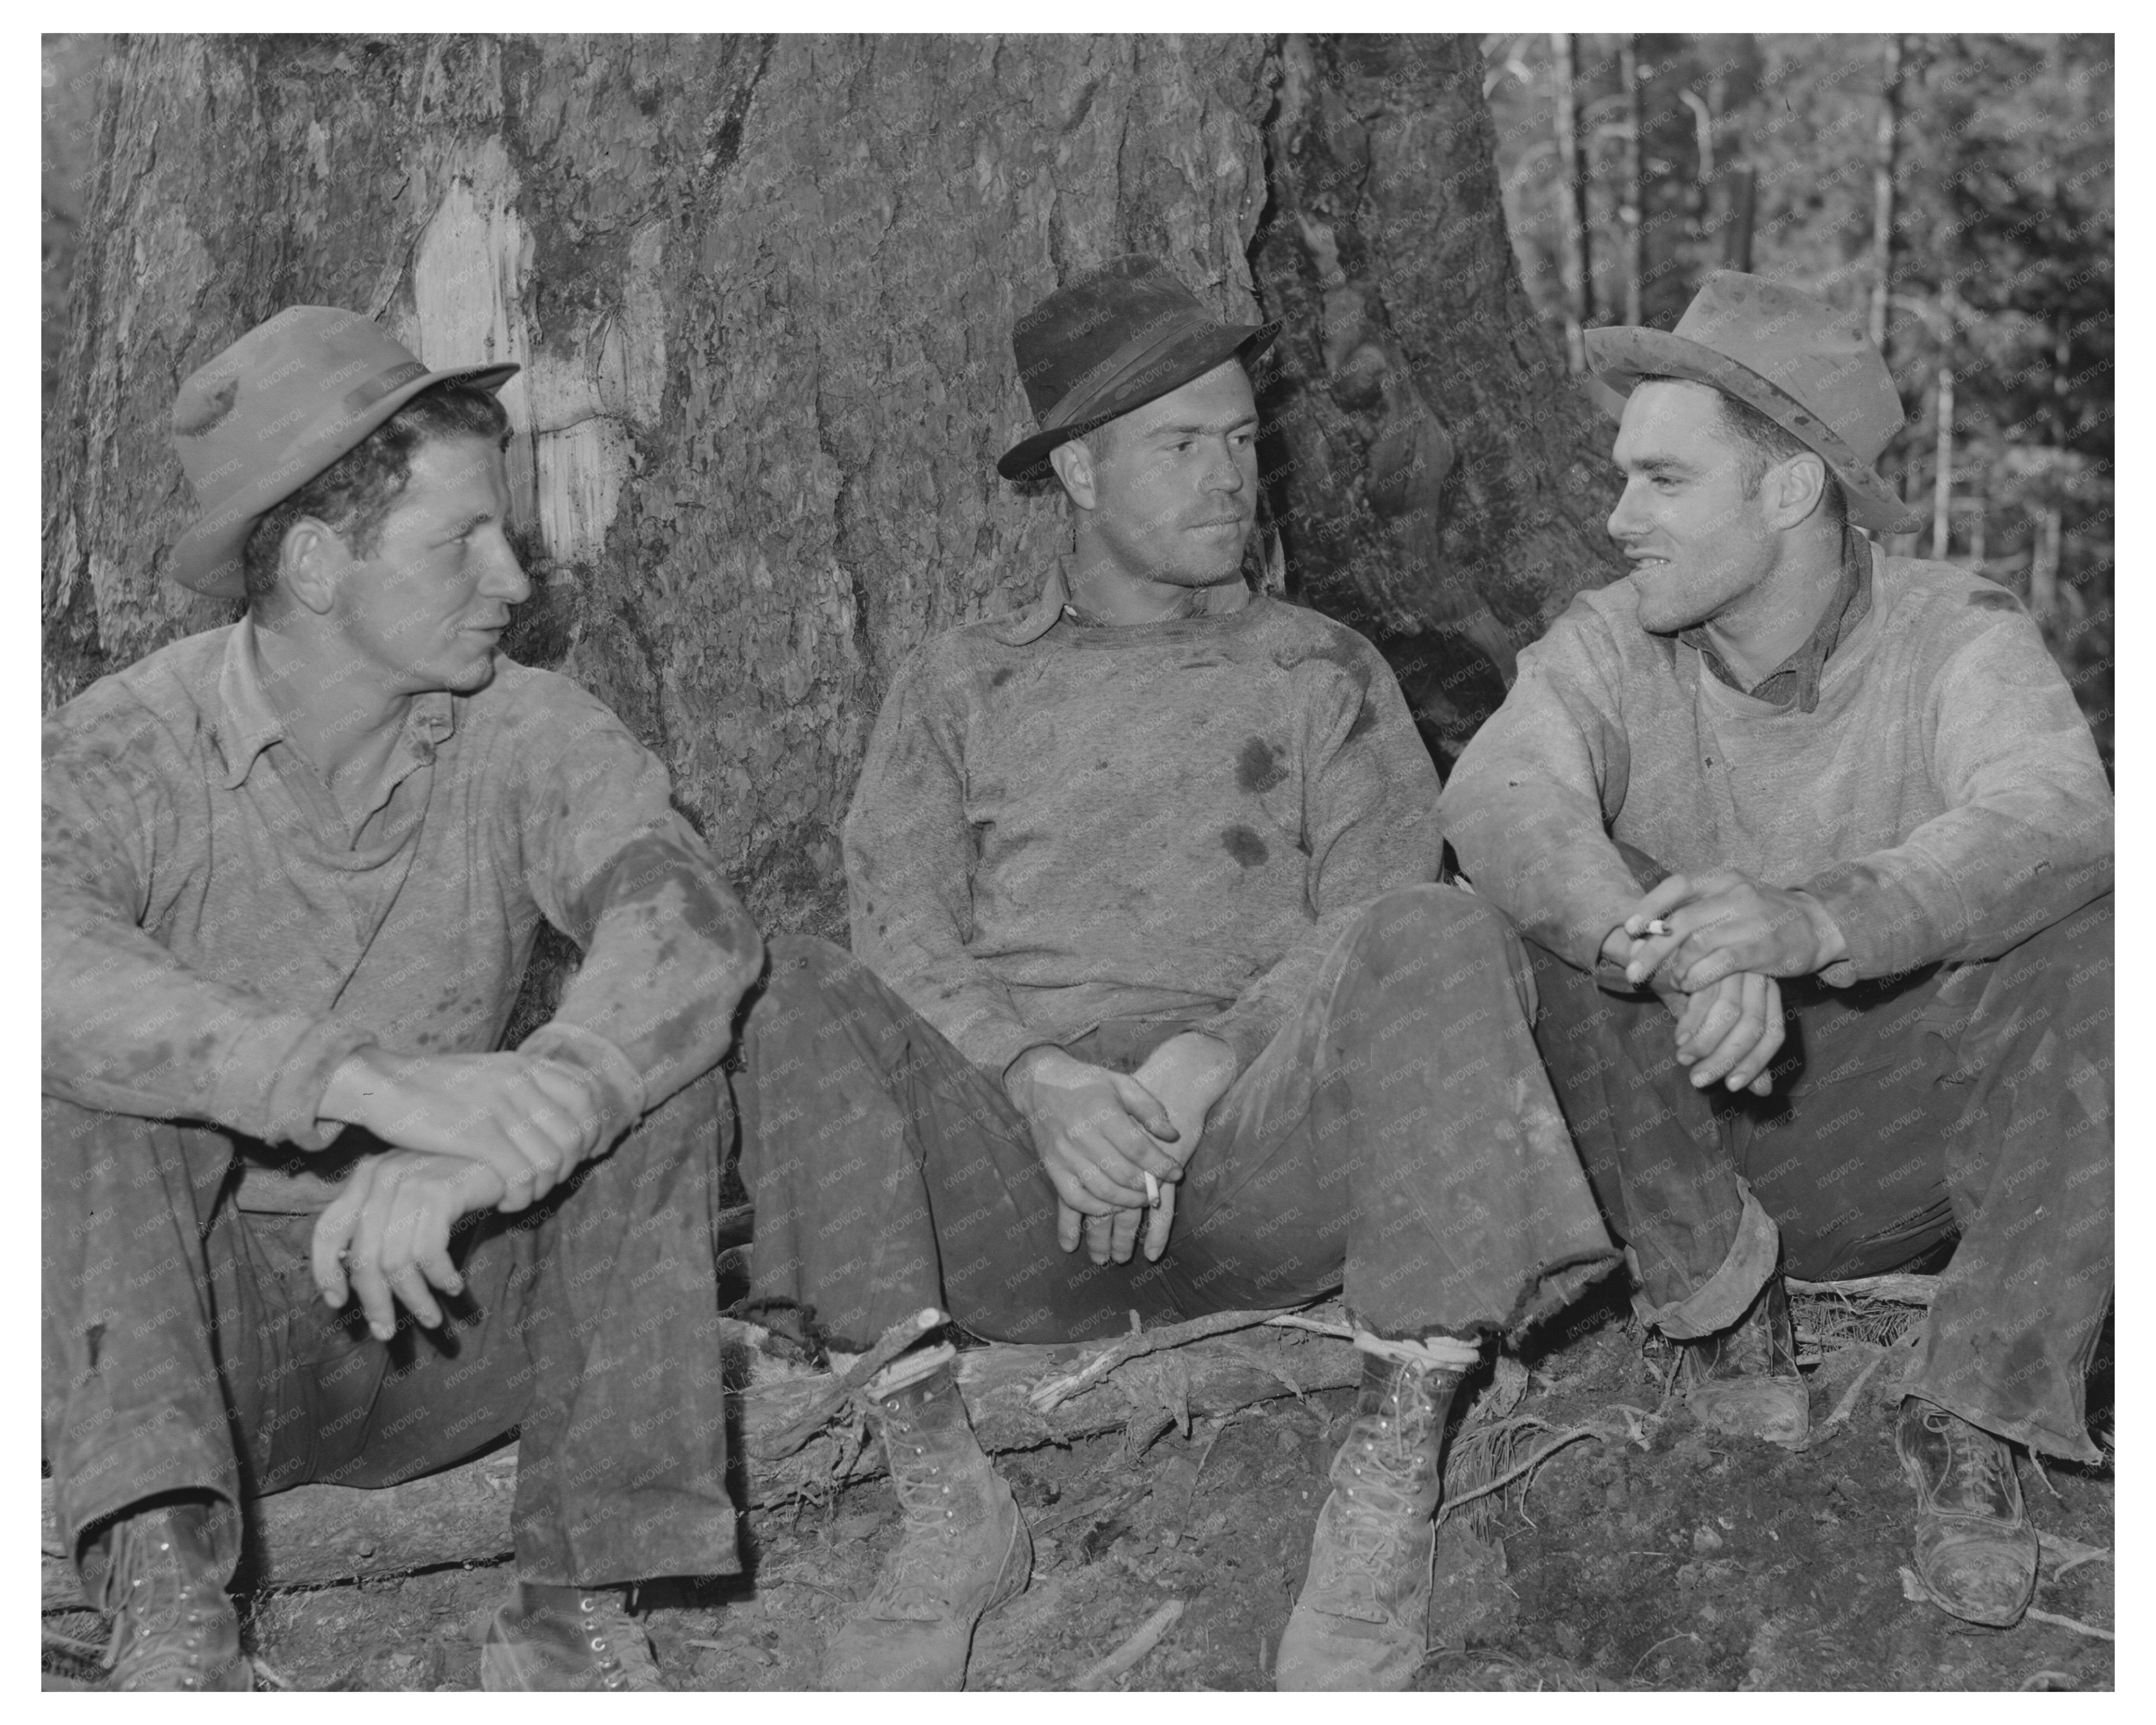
[751,932,868,1024]
[1350,882,1523,996]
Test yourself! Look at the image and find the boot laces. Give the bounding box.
[1924,1409,2013,1511]
[867,1442,960,1617]
[1311,1414,1435,1612]
[573,1592,658,1690]
[97,1516,227,1690]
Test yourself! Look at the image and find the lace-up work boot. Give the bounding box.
[481,1582,665,1691]
[1896,1398,2038,1627]
[1275,1348,1467,1691]
[1677,1273,1809,1450]
[821,1362,1031,1691]
[82,1499,250,1692]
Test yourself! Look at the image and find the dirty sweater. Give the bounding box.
[1438,549,2113,986]
[42,618,764,1210]
[844,569,1443,1075]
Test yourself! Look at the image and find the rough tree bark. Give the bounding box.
[44,32,1614,935]
[1249,35,1617,766]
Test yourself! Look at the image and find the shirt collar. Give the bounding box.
[1682,525,1875,714]
[213,617,458,789]
[989,557,1256,646]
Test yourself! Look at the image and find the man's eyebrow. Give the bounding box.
[1146,412,1261,439]
[439,510,494,537]
[1624,455,1692,476]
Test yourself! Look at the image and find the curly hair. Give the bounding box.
[241,380,511,603]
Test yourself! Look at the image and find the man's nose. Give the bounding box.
[480,531,533,604]
[1202,437,1247,493]
[1606,479,1643,543]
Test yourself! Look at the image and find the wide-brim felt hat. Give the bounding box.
[998,255,1279,481]
[1585,270,1923,536]
[167,306,518,598]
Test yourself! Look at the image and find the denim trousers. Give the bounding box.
[42,1073,739,1590]
[1526,893,2113,1461]
[734,884,1618,1355]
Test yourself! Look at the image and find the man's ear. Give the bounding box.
[1048,437,1097,512]
[277,518,344,616]
[1763,451,1831,531]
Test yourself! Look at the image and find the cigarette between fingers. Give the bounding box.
[1145,1171,1161,1207]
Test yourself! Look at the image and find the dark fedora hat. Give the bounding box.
[997,255,1279,481]
[168,306,518,598]
[1585,270,1923,536]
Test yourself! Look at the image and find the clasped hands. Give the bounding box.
[308,1047,608,1340]
[1602,867,1846,1097]
[1006,1031,1236,1268]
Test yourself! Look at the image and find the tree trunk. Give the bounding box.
[1869,34,1905,353]
[46,33,1616,935]
[1931,359,1955,561]
[1249,35,1620,768]
[1549,33,1595,370]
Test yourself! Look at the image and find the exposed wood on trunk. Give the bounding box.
[43,1320,1359,1608]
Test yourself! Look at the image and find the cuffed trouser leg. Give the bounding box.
[1526,894,2114,1462]
[1912,896,2112,1461]
[43,1076,738,1590]
[737,893,1617,1352]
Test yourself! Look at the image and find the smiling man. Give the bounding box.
[1439,273,2113,1630]
[728,256,1616,1691]
[42,308,762,1689]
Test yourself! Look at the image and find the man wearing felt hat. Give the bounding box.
[725,255,1619,1691]
[43,307,763,1688]
[1440,271,2113,1629]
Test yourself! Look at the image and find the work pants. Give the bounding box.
[41,1075,739,1592]
[1526,893,2113,1461]
[736,884,1618,1354]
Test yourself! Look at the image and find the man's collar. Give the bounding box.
[989,557,1256,646]
[213,616,458,788]
[1681,527,1875,714]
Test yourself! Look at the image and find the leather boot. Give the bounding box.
[80,1499,250,1692]
[1896,1397,2038,1627]
[1677,1272,1809,1449]
[821,1363,1031,1691]
[1276,1349,1465,1691]
[481,1581,665,1691]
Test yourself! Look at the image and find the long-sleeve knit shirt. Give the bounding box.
[1438,548,2113,987]
[843,567,1444,1077]
[42,619,764,1211]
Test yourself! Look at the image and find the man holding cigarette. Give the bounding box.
[731,256,1617,1690]
[1439,273,2113,1630]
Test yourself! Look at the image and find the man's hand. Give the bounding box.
[1600,925,1785,1097]
[318,1049,607,1212]
[1618,868,1846,991]
[1005,1047,1182,1266]
[311,1151,507,1340]
[1123,1032,1238,1262]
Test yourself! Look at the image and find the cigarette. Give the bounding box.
[1644,918,1671,937]
[1145,1171,1162,1207]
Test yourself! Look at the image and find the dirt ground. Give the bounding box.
[43,1290,2112,1693]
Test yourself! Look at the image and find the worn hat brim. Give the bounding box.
[167,360,520,599]
[996,322,1280,482]
[1585,326,1923,537]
